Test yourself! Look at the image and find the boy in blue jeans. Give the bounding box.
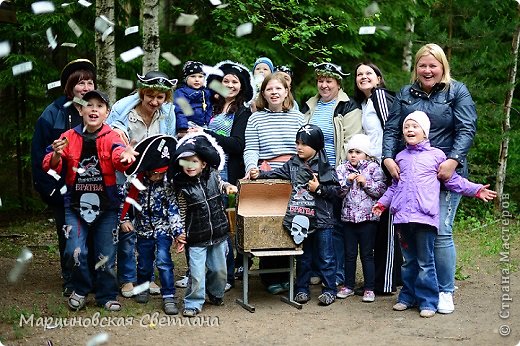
[120,135,185,315]
[170,133,237,317]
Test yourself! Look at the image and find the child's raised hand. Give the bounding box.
[372,202,386,217]
[308,174,320,192]
[120,140,139,164]
[476,184,497,202]
[120,221,134,233]
[226,185,238,195]
[51,137,69,156]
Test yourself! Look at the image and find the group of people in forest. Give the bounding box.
[31,43,496,318]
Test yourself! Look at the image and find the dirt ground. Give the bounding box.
[0,220,518,346]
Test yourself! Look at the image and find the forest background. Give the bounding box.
[0,0,518,219]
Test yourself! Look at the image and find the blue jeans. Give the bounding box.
[333,225,345,285]
[117,230,136,284]
[184,240,227,311]
[435,190,462,294]
[397,223,439,311]
[64,208,118,305]
[343,221,377,290]
[136,233,175,298]
[296,228,337,295]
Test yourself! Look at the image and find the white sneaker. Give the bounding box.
[175,276,188,288]
[437,292,454,314]
[225,283,233,292]
[149,281,161,295]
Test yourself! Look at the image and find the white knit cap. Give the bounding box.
[345,134,372,156]
[403,111,431,138]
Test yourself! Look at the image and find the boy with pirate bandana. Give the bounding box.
[43,90,137,312]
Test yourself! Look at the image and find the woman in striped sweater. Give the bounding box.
[243,72,305,294]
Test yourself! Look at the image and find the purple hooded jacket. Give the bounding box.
[378,140,482,230]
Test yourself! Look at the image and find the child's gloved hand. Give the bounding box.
[475,184,497,202]
[372,202,386,216]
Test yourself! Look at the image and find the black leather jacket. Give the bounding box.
[175,168,229,247]
[382,80,477,176]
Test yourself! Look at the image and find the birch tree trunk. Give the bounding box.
[495,12,520,209]
[141,0,160,73]
[402,17,415,72]
[95,0,116,104]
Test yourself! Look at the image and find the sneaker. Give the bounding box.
[362,290,375,303]
[103,300,121,312]
[134,290,150,304]
[175,276,189,288]
[225,283,233,292]
[318,292,336,306]
[67,291,86,311]
[234,266,244,280]
[183,308,199,317]
[121,283,134,298]
[267,284,284,295]
[294,292,310,304]
[207,293,224,306]
[336,286,354,299]
[149,282,161,295]
[163,298,178,315]
[438,292,454,314]
[393,302,409,311]
[310,276,322,285]
[420,309,436,318]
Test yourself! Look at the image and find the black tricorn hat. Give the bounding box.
[172,132,225,172]
[60,59,96,89]
[206,60,255,104]
[136,71,178,91]
[125,135,178,176]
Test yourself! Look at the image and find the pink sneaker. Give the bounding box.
[336,286,354,299]
[362,290,375,302]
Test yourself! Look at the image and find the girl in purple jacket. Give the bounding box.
[373,111,496,318]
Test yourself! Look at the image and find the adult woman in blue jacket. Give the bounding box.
[382,43,478,314]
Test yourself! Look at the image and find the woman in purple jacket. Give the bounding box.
[373,111,496,318]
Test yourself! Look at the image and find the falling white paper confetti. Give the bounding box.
[131,177,146,191]
[8,248,33,283]
[61,42,77,48]
[60,185,67,195]
[63,100,73,108]
[0,41,11,58]
[208,80,230,98]
[77,0,92,7]
[72,166,86,174]
[47,169,61,181]
[161,52,181,66]
[358,26,376,35]
[125,26,139,36]
[0,197,2,207]
[61,2,72,7]
[67,19,82,37]
[202,65,224,77]
[12,62,33,76]
[113,78,134,90]
[46,27,58,50]
[86,332,109,346]
[31,1,55,14]
[47,81,61,90]
[364,1,380,17]
[176,97,194,116]
[216,4,229,9]
[175,13,199,26]
[94,255,108,270]
[132,281,150,295]
[99,15,114,26]
[209,0,222,5]
[120,47,144,62]
[125,197,143,211]
[101,26,113,42]
[73,96,87,106]
[94,17,110,34]
[236,22,253,37]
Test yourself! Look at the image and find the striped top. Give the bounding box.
[309,99,336,166]
[244,109,305,172]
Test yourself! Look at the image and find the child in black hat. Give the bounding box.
[170,133,237,317]
[250,124,339,306]
[174,61,213,132]
[119,134,186,315]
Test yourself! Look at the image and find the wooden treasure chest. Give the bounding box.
[235,179,300,251]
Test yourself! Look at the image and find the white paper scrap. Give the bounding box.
[46,27,58,50]
[94,17,110,34]
[358,26,376,35]
[31,1,55,14]
[125,197,143,211]
[47,81,61,90]
[208,80,230,98]
[161,52,181,66]
[216,4,229,9]
[364,1,380,17]
[132,281,150,295]
[8,248,33,283]
[68,19,82,37]
[175,13,199,26]
[176,97,194,116]
[86,332,109,346]
[120,47,144,62]
[202,65,224,77]
[236,22,253,37]
[131,177,146,191]
[125,26,139,36]
[12,62,33,76]
[101,26,113,42]
[0,41,11,58]
[209,0,222,5]
[113,78,134,89]
[77,0,92,8]
[94,255,108,270]
[61,42,77,48]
